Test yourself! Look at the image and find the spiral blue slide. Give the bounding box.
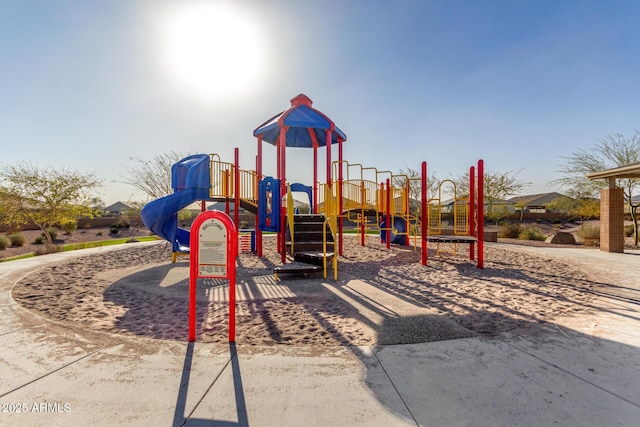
[141,154,211,254]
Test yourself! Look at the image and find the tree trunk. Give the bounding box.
[37,224,53,247]
[632,204,639,247]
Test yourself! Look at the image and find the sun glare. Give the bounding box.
[162,2,263,102]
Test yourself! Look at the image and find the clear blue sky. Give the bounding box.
[2,0,639,205]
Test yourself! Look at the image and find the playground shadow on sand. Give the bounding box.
[100,249,603,346]
[103,258,484,345]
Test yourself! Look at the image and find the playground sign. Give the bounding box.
[197,219,228,277]
[189,210,237,343]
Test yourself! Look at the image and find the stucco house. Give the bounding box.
[103,201,132,216]
[508,192,571,213]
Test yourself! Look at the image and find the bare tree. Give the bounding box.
[456,169,529,225]
[120,151,193,200]
[553,131,640,245]
[393,166,439,216]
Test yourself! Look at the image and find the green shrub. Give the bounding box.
[519,226,546,241]
[35,244,63,256]
[8,233,26,247]
[499,223,522,238]
[61,220,78,236]
[552,219,562,224]
[117,217,130,229]
[624,225,635,237]
[96,231,103,236]
[34,236,46,245]
[0,236,10,250]
[577,225,600,240]
[110,224,119,235]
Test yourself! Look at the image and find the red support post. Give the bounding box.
[325,129,333,188]
[360,180,366,247]
[477,159,484,269]
[280,128,287,263]
[234,148,240,229]
[276,133,281,258]
[338,138,344,256]
[421,161,427,266]
[256,137,263,257]
[313,145,318,214]
[386,178,391,250]
[469,166,475,261]
[326,129,332,188]
[405,178,410,246]
[379,183,384,243]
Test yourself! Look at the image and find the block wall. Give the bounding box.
[600,188,624,253]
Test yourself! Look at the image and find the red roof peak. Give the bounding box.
[290,93,313,108]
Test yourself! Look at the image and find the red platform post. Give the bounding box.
[405,178,410,246]
[313,145,318,214]
[256,137,263,257]
[338,138,344,256]
[469,166,475,261]
[386,179,391,250]
[279,128,287,263]
[421,161,427,266]
[360,180,366,247]
[234,148,240,229]
[477,160,484,269]
[326,129,332,189]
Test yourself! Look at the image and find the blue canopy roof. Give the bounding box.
[253,94,347,148]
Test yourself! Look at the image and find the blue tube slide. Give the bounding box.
[380,217,408,245]
[141,154,211,253]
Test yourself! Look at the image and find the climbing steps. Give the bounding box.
[288,214,335,264]
[275,214,335,278]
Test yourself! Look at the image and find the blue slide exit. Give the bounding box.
[380,216,409,245]
[141,154,211,254]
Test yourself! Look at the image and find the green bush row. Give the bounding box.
[0,236,10,250]
[498,223,547,241]
[1,233,28,249]
[519,226,546,241]
[576,225,600,240]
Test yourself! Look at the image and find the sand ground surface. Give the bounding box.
[11,235,604,347]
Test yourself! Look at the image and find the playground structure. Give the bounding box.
[141,94,484,278]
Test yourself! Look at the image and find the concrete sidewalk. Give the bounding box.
[1,244,639,426]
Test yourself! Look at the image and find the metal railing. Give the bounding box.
[322,185,338,280]
[209,155,259,208]
[286,184,295,254]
